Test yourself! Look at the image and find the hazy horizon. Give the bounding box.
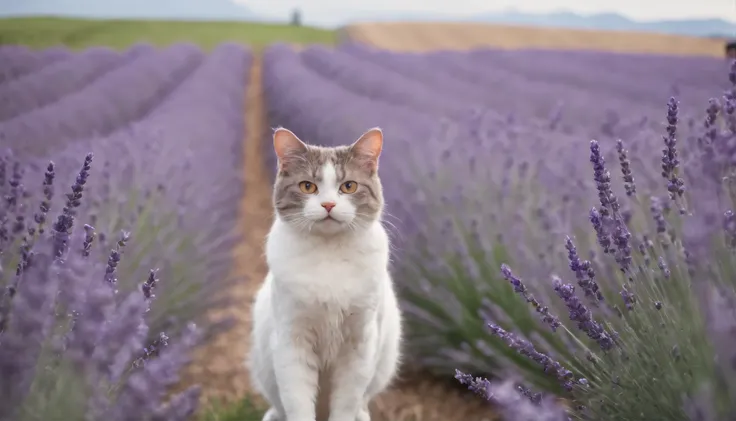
[235,0,735,27]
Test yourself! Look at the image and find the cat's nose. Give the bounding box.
[321,202,336,212]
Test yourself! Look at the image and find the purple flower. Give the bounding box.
[104,230,130,288]
[723,210,736,249]
[619,285,636,311]
[52,152,92,258]
[650,196,667,235]
[31,161,54,235]
[565,236,603,303]
[660,97,685,200]
[500,264,561,331]
[0,150,205,420]
[487,323,578,391]
[590,139,619,216]
[82,223,95,257]
[589,207,612,253]
[703,98,719,144]
[0,236,58,418]
[454,369,493,400]
[612,219,633,273]
[455,372,572,421]
[616,139,636,196]
[552,276,615,351]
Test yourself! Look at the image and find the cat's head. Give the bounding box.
[271,127,384,236]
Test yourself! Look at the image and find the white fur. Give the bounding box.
[248,163,402,421]
[297,163,358,236]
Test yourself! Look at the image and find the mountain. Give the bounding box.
[0,0,257,20]
[473,9,736,38]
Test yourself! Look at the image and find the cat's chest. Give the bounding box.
[266,220,389,307]
[277,248,381,303]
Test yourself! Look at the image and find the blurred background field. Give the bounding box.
[345,21,726,55]
[0,1,735,421]
[0,17,337,50]
[0,16,727,55]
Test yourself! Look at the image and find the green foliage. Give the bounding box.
[400,163,588,393]
[400,120,736,419]
[198,397,266,421]
[0,17,336,50]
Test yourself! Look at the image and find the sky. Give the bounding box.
[234,0,736,27]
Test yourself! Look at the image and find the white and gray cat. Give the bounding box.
[247,127,403,421]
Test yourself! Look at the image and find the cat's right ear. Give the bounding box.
[273,127,307,170]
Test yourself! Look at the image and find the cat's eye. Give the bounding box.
[298,181,317,194]
[339,181,358,194]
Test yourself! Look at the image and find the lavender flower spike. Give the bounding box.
[565,236,604,303]
[82,224,95,257]
[703,98,719,144]
[552,276,615,351]
[32,161,55,235]
[501,263,561,331]
[724,210,736,249]
[650,196,667,235]
[487,323,579,391]
[589,139,619,216]
[141,269,159,302]
[456,371,572,421]
[104,230,131,288]
[620,285,636,311]
[612,219,633,273]
[52,152,93,258]
[589,207,612,253]
[616,139,636,196]
[661,97,685,200]
[454,369,493,400]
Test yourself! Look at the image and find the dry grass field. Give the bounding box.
[345,21,726,56]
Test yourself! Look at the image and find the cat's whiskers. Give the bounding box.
[379,209,402,234]
[281,214,313,233]
[353,211,398,234]
[364,211,401,234]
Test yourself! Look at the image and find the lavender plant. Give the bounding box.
[0,46,70,85]
[0,46,124,121]
[0,44,203,159]
[1,43,250,343]
[452,62,736,420]
[0,152,202,421]
[261,43,728,394]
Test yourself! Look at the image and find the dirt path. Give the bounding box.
[181,51,496,421]
[179,53,274,407]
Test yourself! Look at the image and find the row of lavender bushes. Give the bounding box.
[262,43,735,419]
[0,45,71,85]
[454,69,736,419]
[0,43,251,420]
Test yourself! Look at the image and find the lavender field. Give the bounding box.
[0,43,251,420]
[263,43,736,420]
[1,37,736,421]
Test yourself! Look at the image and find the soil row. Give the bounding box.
[180,52,495,421]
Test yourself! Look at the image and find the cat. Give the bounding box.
[247,127,403,421]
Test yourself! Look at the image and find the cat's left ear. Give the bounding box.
[350,127,383,171]
[273,127,307,171]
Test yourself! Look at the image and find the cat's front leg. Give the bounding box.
[274,331,319,421]
[328,322,378,421]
